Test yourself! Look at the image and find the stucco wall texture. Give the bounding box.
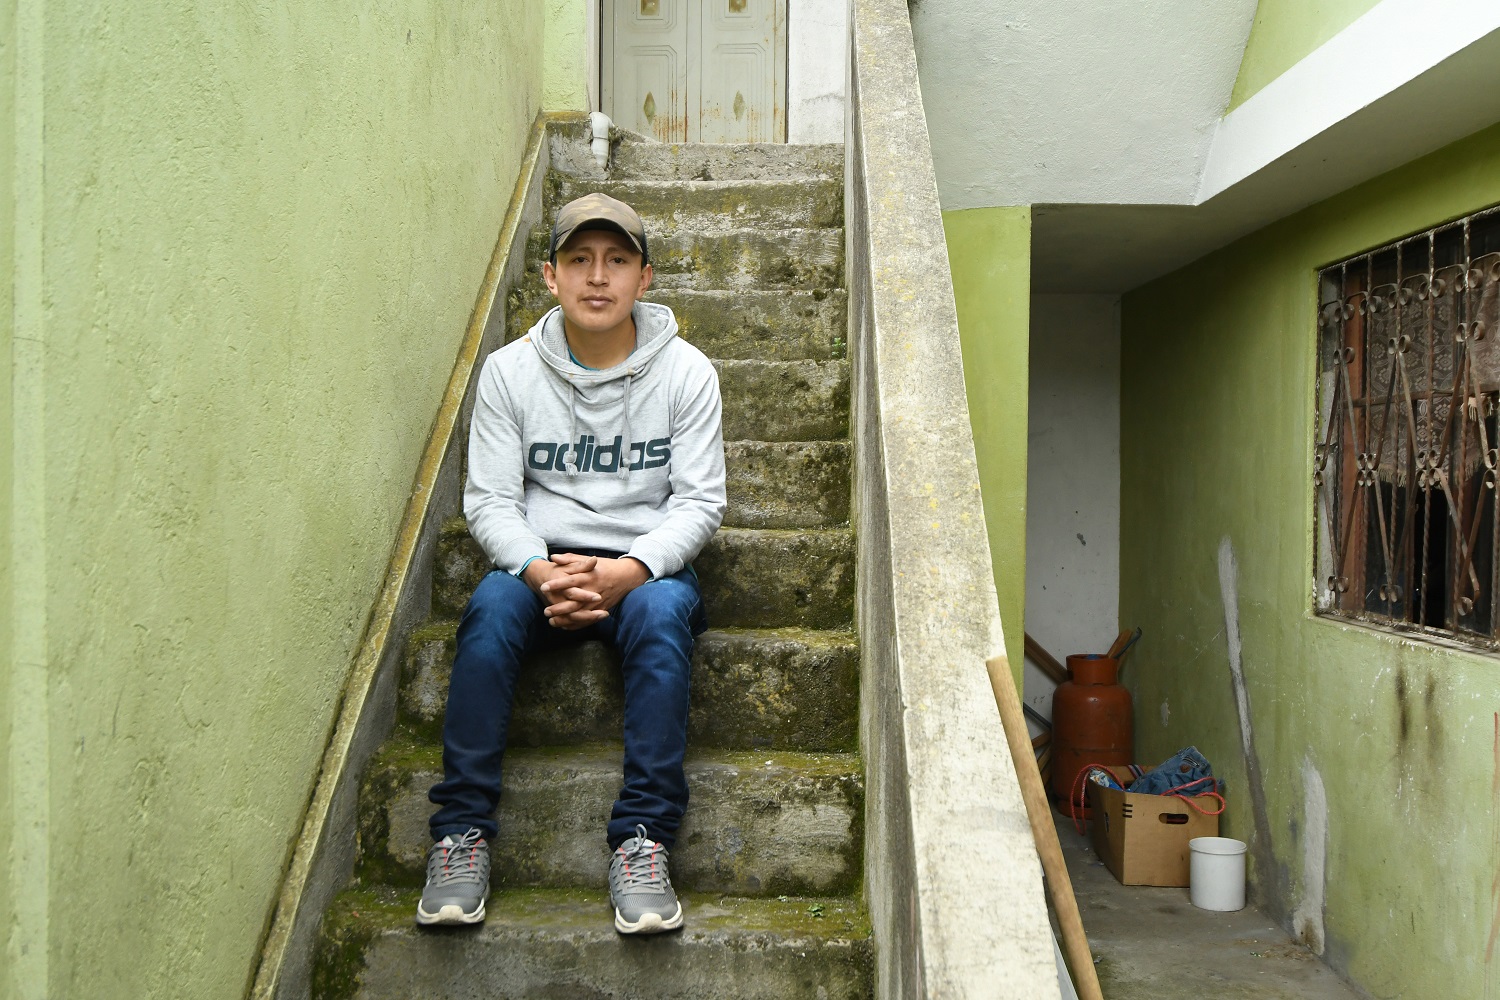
[7,4,551,997]
[1228,0,1384,110]
[1121,123,1500,998]
[943,206,1032,675]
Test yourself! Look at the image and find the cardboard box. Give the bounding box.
[1086,764,1221,887]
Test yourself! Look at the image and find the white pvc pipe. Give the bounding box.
[589,111,613,171]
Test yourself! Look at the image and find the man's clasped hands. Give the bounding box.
[521,552,652,629]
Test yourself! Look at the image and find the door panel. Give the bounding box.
[604,0,784,143]
[699,0,778,143]
[604,0,690,143]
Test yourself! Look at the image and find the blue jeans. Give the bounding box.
[428,562,705,850]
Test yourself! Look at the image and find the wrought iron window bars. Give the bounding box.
[1315,205,1500,648]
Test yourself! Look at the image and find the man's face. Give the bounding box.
[542,228,652,337]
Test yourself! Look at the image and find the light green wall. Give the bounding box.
[544,0,592,112]
[9,4,545,998]
[1121,122,1500,998]
[2,0,16,988]
[943,207,1031,674]
[1228,0,1383,110]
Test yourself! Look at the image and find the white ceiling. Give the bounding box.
[909,0,1259,209]
[909,0,1500,293]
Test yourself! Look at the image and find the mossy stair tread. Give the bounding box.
[505,286,848,362]
[548,176,843,231]
[317,886,873,1000]
[370,732,863,780]
[400,623,859,751]
[565,130,845,181]
[360,737,863,896]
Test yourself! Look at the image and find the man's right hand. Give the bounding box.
[522,558,607,629]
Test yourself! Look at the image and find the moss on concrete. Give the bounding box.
[724,441,851,529]
[717,360,850,441]
[549,176,845,232]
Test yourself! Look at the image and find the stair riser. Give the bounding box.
[717,360,850,441]
[697,529,856,630]
[320,901,873,1000]
[435,529,855,629]
[547,126,844,181]
[725,441,849,529]
[402,627,858,751]
[507,287,848,362]
[343,937,873,1000]
[525,227,844,291]
[548,176,844,233]
[359,752,863,896]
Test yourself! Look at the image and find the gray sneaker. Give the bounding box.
[608,824,683,934]
[416,829,489,925]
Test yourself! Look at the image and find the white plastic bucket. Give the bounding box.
[1189,837,1247,911]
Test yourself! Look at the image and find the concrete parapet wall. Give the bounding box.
[847,1,1060,996]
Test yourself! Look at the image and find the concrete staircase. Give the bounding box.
[310,137,870,998]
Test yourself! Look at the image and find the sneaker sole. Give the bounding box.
[614,901,684,935]
[415,900,487,926]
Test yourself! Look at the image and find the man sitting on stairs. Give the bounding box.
[417,193,727,934]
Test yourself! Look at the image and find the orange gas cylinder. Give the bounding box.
[1050,654,1133,818]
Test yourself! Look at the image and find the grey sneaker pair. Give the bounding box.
[609,824,683,934]
[416,828,489,925]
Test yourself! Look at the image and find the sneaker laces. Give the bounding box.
[614,824,668,891]
[428,828,485,887]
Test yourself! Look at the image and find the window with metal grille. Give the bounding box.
[1315,205,1500,647]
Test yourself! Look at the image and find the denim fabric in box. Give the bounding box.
[1128,746,1221,797]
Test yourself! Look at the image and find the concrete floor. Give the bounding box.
[1052,810,1364,1000]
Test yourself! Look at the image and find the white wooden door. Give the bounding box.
[604,0,786,143]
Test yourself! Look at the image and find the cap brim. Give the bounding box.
[552,219,646,259]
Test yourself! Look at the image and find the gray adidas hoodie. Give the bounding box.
[464,300,726,580]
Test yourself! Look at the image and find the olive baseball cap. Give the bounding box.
[549,192,650,264]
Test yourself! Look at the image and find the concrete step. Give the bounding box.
[401,624,858,752]
[453,439,845,535]
[506,285,848,362]
[525,226,844,291]
[435,522,855,629]
[357,738,863,897]
[547,176,843,234]
[717,360,850,442]
[725,440,849,529]
[315,885,873,1000]
[547,122,844,182]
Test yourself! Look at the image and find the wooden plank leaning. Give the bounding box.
[985,653,1104,1000]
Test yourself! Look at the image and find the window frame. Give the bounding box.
[1313,202,1500,651]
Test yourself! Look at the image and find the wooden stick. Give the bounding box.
[985,653,1104,1000]
[1023,632,1069,685]
[1032,730,1052,750]
[1105,628,1133,659]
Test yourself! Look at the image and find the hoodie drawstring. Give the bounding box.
[567,382,580,476]
[619,371,635,478]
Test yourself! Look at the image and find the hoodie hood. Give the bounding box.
[528,300,679,385]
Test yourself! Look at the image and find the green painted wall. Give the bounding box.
[944,207,1032,673]
[544,0,592,113]
[7,4,545,998]
[1228,0,1383,111]
[1121,122,1500,997]
[2,0,16,988]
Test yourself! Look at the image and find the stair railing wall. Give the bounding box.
[846,2,1062,996]
[248,113,569,1000]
